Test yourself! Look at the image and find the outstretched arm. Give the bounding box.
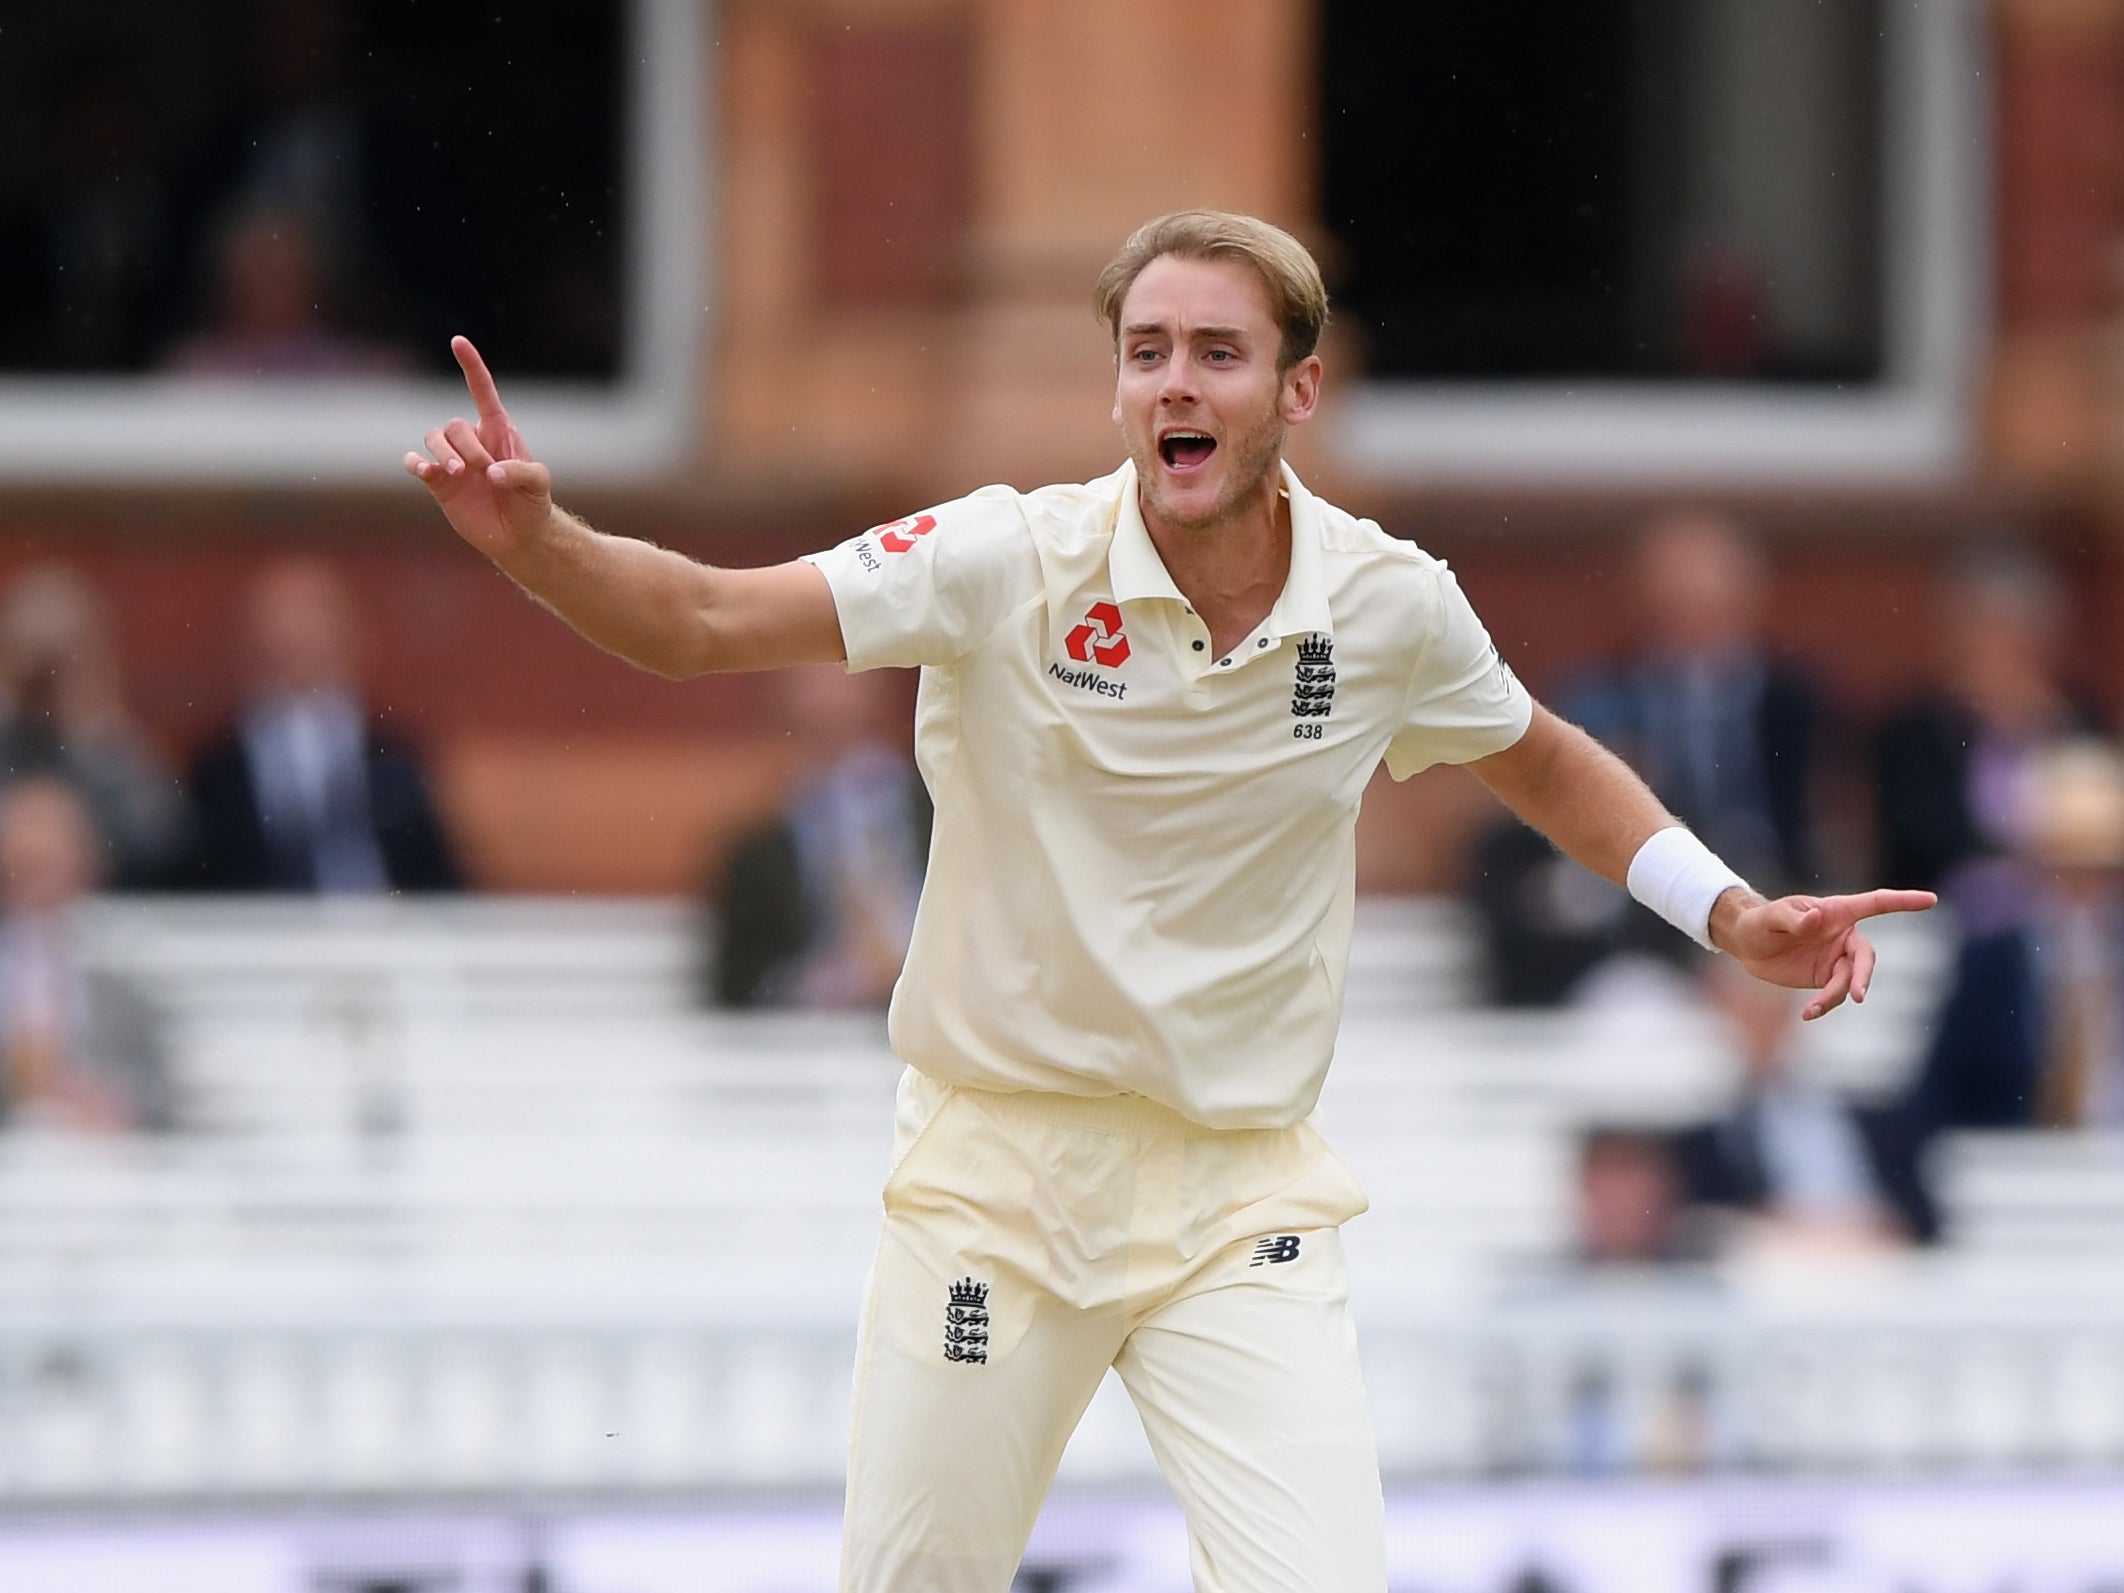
[1469,706,1935,1019]
[404,337,845,677]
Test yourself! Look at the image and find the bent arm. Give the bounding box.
[1468,704,1771,946]
[1468,705,1936,1017]
[496,507,845,678]
[404,337,846,677]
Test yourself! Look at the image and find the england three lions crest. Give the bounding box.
[1292,634,1336,720]
[944,1277,990,1364]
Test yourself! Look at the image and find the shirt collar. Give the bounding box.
[1107,459,1334,639]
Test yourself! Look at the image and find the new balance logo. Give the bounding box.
[945,1277,990,1364]
[1249,1235,1302,1267]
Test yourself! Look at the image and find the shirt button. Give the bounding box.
[1218,658,1231,668]
[1256,638,1269,648]
[1192,639,1206,651]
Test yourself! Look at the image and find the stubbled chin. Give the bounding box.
[1143,476,1231,529]
[1131,444,1244,527]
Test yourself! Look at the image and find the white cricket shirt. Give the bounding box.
[806,461,1531,1128]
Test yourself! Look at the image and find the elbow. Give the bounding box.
[605,624,710,680]
[645,589,734,678]
[643,629,728,680]
[642,653,702,683]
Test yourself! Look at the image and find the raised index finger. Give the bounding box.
[1843,888,1939,922]
[451,335,507,419]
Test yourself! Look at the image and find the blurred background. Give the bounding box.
[2,0,2123,1588]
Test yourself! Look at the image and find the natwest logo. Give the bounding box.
[1065,601,1129,668]
[871,513,937,554]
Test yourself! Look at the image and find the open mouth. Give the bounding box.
[1158,432,1216,470]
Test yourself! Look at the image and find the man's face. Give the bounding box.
[1112,255,1319,532]
[0,780,95,914]
[247,561,357,696]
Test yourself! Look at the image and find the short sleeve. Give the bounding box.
[1383,563,1534,779]
[803,486,1040,671]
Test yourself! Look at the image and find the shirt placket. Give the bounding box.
[1177,605,1284,687]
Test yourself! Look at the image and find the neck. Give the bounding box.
[1139,464,1291,652]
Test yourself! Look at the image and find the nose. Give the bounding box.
[1157,357,1198,406]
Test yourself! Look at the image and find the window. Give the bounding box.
[0,0,704,483]
[1318,0,1986,483]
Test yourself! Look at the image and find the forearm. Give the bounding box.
[1474,709,1762,949]
[499,501,848,678]
[410,338,847,675]
[1471,706,1677,884]
[488,505,718,678]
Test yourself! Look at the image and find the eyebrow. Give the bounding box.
[1121,322,1252,341]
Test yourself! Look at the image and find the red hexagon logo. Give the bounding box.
[1065,601,1129,668]
[873,513,938,554]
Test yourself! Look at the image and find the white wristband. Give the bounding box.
[1626,826,1748,950]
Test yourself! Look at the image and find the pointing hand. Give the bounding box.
[404,336,555,558]
[1713,888,1939,1020]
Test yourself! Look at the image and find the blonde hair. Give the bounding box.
[1093,210,1329,370]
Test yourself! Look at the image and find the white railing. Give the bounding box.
[0,896,2106,1499]
[2,1274,2121,1499]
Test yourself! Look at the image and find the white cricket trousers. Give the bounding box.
[839,1068,1386,1592]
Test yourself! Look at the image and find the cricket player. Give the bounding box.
[407,211,1934,1592]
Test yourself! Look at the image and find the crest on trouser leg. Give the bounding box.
[944,1277,990,1364]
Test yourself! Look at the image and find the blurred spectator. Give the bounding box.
[158,0,467,368]
[1574,1127,1695,1267]
[1571,510,1821,886]
[0,54,168,370]
[1671,957,1904,1252]
[179,557,462,894]
[1468,820,1633,1008]
[1520,1127,1720,1477]
[159,202,416,378]
[708,666,928,1008]
[0,776,173,1132]
[1881,739,2124,1240]
[1872,546,2093,897]
[0,564,188,888]
[1562,1352,1725,1480]
[1471,509,1822,1005]
[1679,240,1773,377]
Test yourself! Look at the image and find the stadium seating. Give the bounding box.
[0,897,2115,1498]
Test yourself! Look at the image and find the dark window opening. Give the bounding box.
[0,0,627,381]
[1320,0,1885,383]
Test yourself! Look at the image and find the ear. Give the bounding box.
[1281,355,1323,427]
